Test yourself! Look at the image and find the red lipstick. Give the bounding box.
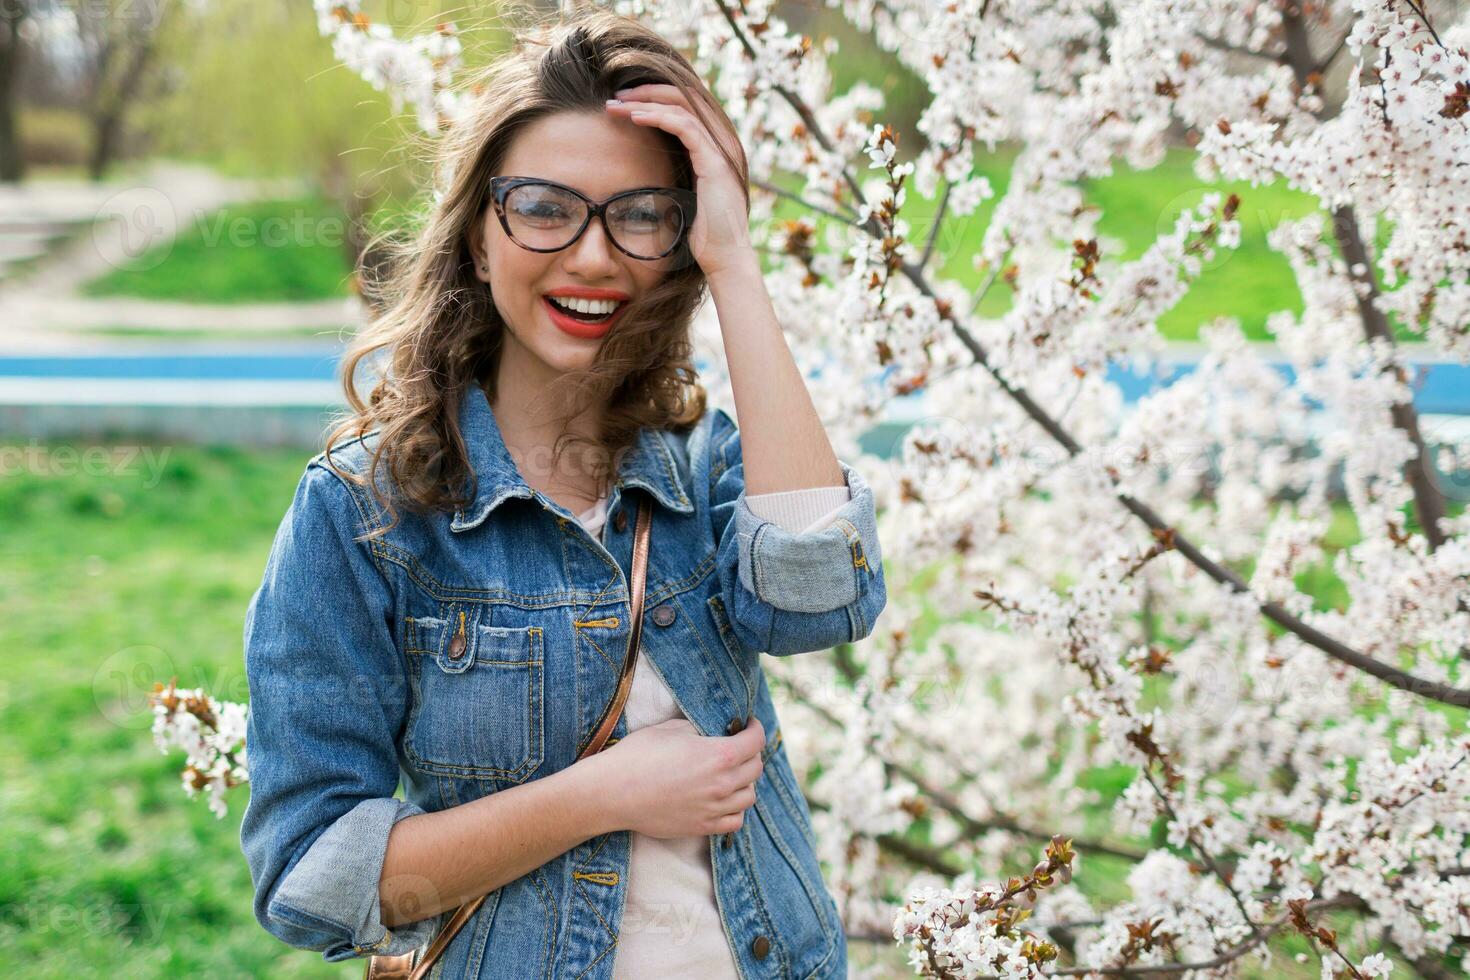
[541,287,630,339]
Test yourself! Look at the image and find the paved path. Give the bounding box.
[0,160,367,351]
[0,296,366,349]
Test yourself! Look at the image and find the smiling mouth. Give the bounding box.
[544,295,628,322]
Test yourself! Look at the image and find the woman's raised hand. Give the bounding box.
[603,83,753,279]
[592,716,766,839]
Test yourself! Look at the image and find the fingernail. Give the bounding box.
[605,98,622,105]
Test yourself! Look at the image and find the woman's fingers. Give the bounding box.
[713,781,758,814]
[612,82,682,104]
[610,84,745,166]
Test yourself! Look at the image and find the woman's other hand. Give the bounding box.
[591,716,765,839]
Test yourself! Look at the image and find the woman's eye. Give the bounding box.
[622,209,661,225]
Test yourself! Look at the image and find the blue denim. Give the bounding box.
[239,382,887,979]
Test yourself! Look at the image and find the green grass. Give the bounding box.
[0,441,360,977]
[78,196,357,304]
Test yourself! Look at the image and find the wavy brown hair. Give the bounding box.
[323,4,750,539]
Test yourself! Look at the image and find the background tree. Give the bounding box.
[0,0,27,181]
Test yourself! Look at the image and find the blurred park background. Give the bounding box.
[2,0,1467,976]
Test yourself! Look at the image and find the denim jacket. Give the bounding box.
[239,382,888,979]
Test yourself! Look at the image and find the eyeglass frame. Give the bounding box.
[487,175,698,261]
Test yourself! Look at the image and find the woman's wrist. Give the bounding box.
[564,749,627,838]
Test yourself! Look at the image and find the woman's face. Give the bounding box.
[472,109,680,388]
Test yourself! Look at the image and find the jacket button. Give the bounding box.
[720,832,733,848]
[447,634,467,660]
[614,509,628,532]
[651,604,676,627]
[751,935,770,959]
[725,716,743,736]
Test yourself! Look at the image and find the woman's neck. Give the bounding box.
[484,381,608,510]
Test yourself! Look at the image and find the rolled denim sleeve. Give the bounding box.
[239,461,443,962]
[707,407,888,656]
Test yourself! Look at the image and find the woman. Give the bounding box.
[239,9,887,980]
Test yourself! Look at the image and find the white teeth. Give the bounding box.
[548,295,621,316]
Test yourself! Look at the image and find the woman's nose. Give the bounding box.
[561,218,621,275]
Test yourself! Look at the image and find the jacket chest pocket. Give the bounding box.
[403,605,545,783]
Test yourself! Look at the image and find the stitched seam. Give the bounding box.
[463,884,500,980]
[705,818,749,980]
[747,522,777,651]
[766,740,819,854]
[571,935,618,980]
[373,544,716,611]
[645,550,715,604]
[706,595,754,710]
[572,871,619,886]
[309,462,405,636]
[572,874,616,939]
[527,868,556,980]
[371,541,590,605]
[575,569,622,623]
[755,792,837,958]
[754,794,836,975]
[403,755,538,778]
[651,428,692,508]
[402,622,544,780]
[465,658,544,666]
[564,834,617,975]
[266,896,354,939]
[578,631,616,673]
[568,828,622,974]
[556,516,623,579]
[580,829,613,865]
[735,806,791,978]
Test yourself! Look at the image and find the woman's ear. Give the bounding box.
[466,221,489,283]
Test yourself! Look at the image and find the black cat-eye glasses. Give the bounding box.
[488,176,697,261]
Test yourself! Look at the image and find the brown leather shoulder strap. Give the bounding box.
[577,493,653,761]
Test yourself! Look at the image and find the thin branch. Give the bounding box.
[919,178,952,271]
[807,796,967,876]
[968,251,1008,316]
[750,176,862,226]
[1193,31,1284,64]
[1399,0,1444,47]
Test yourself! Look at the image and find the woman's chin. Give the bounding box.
[535,340,601,377]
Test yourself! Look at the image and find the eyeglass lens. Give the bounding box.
[503,182,687,258]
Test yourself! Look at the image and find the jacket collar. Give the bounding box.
[450,382,693,532]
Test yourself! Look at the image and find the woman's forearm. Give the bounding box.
[379,754,617,927]
[705,249,845,495]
